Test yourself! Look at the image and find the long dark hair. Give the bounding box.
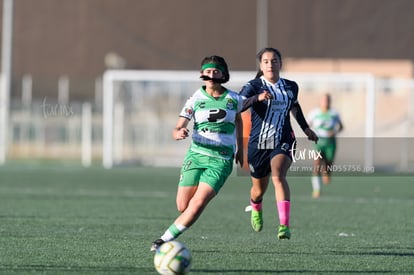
[254,47,282,79]
[200,55,230,83]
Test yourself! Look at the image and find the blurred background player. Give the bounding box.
[240,47,318,239]
[307,93,343,198]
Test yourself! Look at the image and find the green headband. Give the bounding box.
[201,63,225,73]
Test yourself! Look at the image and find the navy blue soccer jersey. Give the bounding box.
[240,76,299,149]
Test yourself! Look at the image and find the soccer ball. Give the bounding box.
[154,241,192,275]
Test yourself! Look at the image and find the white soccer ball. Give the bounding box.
[154,241,192,275]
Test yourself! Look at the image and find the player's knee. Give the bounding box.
[272,175,287,186]
[251,185,265,197]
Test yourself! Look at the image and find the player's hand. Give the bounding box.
[304,128,318,144]
[173,128,189,140]
[258,90,272,102]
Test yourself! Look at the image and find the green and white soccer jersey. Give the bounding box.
[308,108,341,138]
[179,87,244,160]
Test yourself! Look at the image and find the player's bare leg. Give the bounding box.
[174,183,216,228]
[271,154,292,239]
[151,183,216,252]
[176,186,198,212]
[322,160,331,185]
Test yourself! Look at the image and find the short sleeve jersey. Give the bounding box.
[308,108,341,138]
[240,76,299,149]
[179,86,244,160]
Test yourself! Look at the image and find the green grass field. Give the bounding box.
[0,162,413,274]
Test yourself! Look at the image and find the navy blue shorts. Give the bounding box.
[247,139,296,178]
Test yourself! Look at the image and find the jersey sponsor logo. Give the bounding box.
[271,99,288,112]
[199,127,228,134]
[272,100,287,106]
[208,109,227,122]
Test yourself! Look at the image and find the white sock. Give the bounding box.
[311,176,321,192]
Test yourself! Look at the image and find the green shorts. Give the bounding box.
[179,150,234,194]
[314,137,337,162]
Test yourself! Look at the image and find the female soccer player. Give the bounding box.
[151,55,271,251]
[240,47,318,239]
[307,93,343,198]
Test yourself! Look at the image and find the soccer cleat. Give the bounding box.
[277,225,291,240]
[251,209,263,232]
[312,190,321,198]
[150,239,165,252]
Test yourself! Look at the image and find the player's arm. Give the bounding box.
[240,91,272,112]
[329,113,344,137]
[240,80,271,112]
[336,115,344,134]
[172,117,190,140]
[291,102,318,143]
[235,113,244,167]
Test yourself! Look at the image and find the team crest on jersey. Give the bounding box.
[226,99,235,110]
